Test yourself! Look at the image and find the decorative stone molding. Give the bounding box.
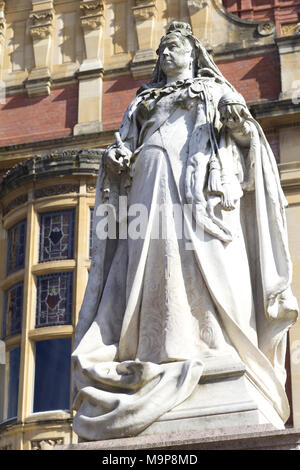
[29,9,54,40]
[26,2,54,97]
[281,23,300,37]
[187,0,210,46]
[76,1,104,136]
[187,0,208,15]
[276,35,300,101]
[132,3,156,22]
[0,150,101,199]
[131,0,157,79]
[0,1,6,46]
[80,0,104,31]
[31,438,64,450]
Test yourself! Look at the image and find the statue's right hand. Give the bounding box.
[103,147,127,176]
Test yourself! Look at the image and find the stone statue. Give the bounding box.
[72,22,298,441]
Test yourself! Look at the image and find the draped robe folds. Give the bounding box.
[72,77,298,441]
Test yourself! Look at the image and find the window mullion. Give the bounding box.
[18,193,38,422]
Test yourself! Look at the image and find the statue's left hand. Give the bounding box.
[219,104,245,131]
[219,104,251,146]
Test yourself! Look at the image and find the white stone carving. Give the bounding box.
[72,21,299,442]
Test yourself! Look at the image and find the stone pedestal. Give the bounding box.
[138,355,284,436]
[65,354,289,450]
[56,426,300,450]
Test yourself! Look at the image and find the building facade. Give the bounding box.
[0,0,299,450]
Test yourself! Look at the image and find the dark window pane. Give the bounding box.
[89,207,94,259]
[3,283,23,338]
[33,338,71,413]
[7,220,26,275]
[7,346,20,419]
[36,273,73,328]
[39,211,75,262]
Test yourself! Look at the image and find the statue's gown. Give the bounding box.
[72,78,298,441]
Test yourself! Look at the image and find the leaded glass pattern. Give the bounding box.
[7,220,26,275]
[89,207,94,259]
[39,211,75,262]
[3,283,23,338]
[35,273,73,328]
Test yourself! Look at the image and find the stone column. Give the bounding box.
[0,1,6,81]
[0,340,5,422]
[187,0,210,46]
[73,0,104,136]
[276,35,300,165]
[26,0,54,98]
[131,0,157,79]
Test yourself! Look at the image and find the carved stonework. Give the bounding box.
[257,21,275,37]
[34,184,79,199]
[29,9,54,40]
[31,438,64,450]
[281,23,300,37]
[131,0,157,77]
[187,0,208,15]
[0,1,5,45]
[80,0,104,30]
[87,183,96,193]
[132,2,157,22]
[3,194,28,216]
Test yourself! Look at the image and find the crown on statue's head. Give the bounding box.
[166,21,193,36]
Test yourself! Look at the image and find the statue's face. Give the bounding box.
[159,33,194,78]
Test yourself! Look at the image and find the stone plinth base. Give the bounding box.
[65,355,293,450]
[56,426,300,450]
[138,355,285,436]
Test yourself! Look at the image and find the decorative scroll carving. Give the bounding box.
[281,23,300,37]
[132,2,156,22]
[29,9,54,40]
[80,0,104,30]
[31,438,64,450]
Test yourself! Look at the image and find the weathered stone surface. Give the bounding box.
[56,426,300,450]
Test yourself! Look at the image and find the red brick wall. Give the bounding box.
[102,75,146,131]
[222,0,300,34]
[0,84,78,147]
[218,51,281,102]
[102,53,280,132]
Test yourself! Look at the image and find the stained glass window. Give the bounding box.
[89,207,94,259]
[39,210,75,262]
[7,220,26,275]
[35,273,73,328]
[3,283,23,338]
[33,338,71,413]
[7,346,20,419]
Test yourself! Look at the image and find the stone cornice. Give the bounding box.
[249,98,300,130]
[0,131,114,169]
[0,149,103,199]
